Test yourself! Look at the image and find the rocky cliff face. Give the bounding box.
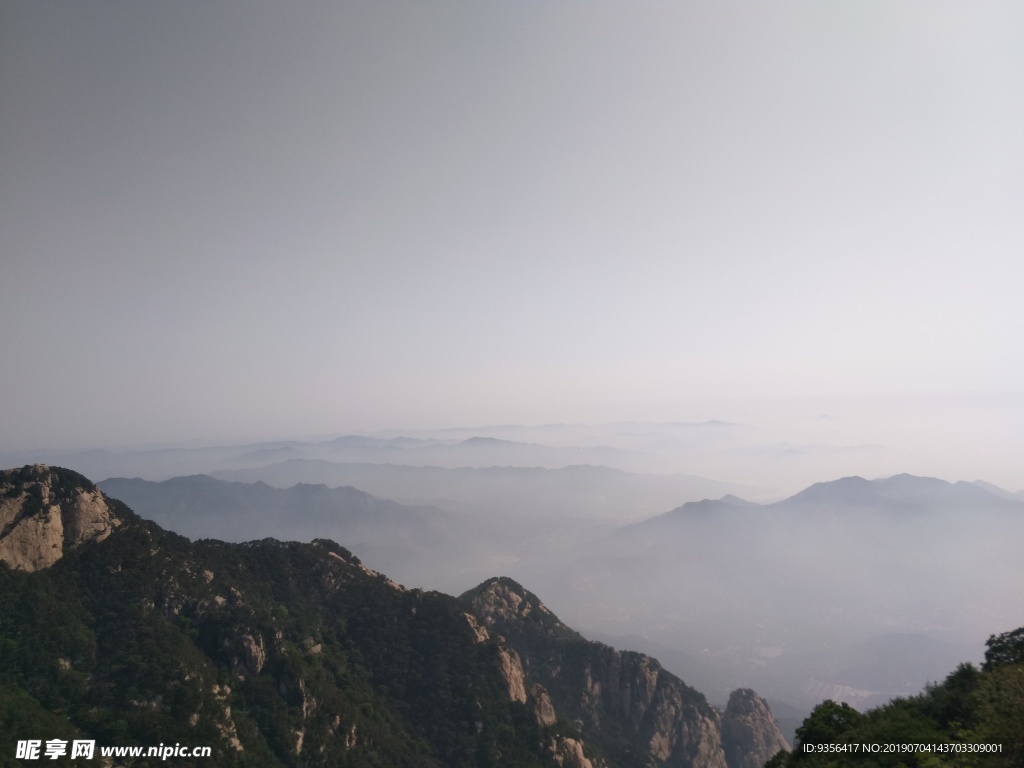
[462,577,730,768]
[550,735,596,768]
[0,465,120,571]
[721,689,790,768]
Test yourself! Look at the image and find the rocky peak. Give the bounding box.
[0,464,121,572]
[461,576,580,641]
[721,688,790,768]
[462,577,728,768]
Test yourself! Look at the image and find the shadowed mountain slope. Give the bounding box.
[461,577,788,768]
[3,465,789,768]
[1,466,596,766]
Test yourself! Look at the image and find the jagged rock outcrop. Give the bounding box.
[721,689,790,768]
[498,643,529,703]
[532,683,558,727]
[462,577,729,768]
[465,611,491,643]
[240,633,266,675]
[550,736,595,768]
[464,610,529,703]
[0,465,120,571]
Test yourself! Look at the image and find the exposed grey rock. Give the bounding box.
[240,633,266,675]
[0,465,120,572]
[463,577,729,768]
[497,644,528,703]
[531,683,558,728]
[721,688,790,768]
[550,736,594,768]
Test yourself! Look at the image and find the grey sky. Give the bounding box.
[2,2,1022,454]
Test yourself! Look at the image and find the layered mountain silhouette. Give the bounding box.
[97,474,468,588]
[1,465,789,768]
[91,467,1024,724]
[211,460,745,522]
[548,474,1024,712]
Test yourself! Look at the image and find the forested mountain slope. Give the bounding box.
[0,466,589,767]
[1,465,788,768]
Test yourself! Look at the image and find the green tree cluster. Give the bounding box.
[767,629,1024,768]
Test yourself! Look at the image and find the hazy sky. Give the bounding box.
[2,2,1022,452]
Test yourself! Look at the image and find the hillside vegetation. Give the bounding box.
[771,629,1024,768]
[0,465,789,768]
[0,467,577,767]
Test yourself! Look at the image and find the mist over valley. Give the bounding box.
[33,420,1018,738]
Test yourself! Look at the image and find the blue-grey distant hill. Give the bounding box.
[98,475,469,589]
[211,459,748,522]
[5,431,682,482]
[1,422,764,488]
[635,473,1024,530]
[528,474,1024,716]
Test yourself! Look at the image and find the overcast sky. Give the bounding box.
[2,2,1022,456]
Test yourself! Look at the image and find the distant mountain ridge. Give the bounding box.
[99,474,451,536]
[2,424,748,482]
[211,459,748,522]
[647,473,1024,524]
[533,473,1024,717]
[98,474,475,590]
